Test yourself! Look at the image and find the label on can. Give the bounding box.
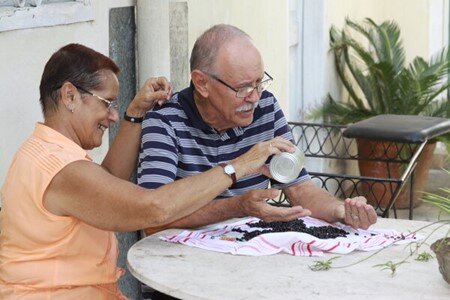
[269,146,305,183]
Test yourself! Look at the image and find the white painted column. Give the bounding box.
[136,0,171,87]
[428,0,448,57]
[301,0,327,118]
[290,0,331,174]
[289,0,328,122]
[288,0,302,122]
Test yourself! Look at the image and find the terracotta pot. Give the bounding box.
[431,237,450,284]
[395,142,436,208]
[356,139,436,209]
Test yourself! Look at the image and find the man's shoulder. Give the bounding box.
[144,93,188,125]
[253,91,280,119]
[152,93,184,115]
[258,91,278,109]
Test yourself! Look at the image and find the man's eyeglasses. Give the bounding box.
[207,71,273,98]
[74,85,119,112]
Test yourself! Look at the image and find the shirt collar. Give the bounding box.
[178,82,212,131]
[34,122,92,161]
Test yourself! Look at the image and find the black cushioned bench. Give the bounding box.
[274,115,450,219]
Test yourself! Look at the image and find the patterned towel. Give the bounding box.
[161,217,421,256]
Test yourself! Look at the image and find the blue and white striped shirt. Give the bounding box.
[137,84,309,197]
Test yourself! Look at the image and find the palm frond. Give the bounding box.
[422,98,450,117]
[330,28,365,108]
[369,61,399,113]
[365,18,405,72]
[422,191,450,214]
[315,94,373,124]
[341,39,375,110]
[313,18,450,127]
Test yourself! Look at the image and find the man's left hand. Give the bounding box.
[341,196,377,230]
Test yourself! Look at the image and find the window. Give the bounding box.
[0,0,93,32]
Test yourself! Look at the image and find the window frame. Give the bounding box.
[0,0,93,32]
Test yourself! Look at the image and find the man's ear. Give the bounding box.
[191,70,210,98]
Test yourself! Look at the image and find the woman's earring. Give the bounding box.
[67,103,75,113]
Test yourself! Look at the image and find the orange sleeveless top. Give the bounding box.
[0,123,126,299]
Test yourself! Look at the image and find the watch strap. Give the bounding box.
[123,112,144,123]
[218,163,237,185]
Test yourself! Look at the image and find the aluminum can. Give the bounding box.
[269,146,305,183]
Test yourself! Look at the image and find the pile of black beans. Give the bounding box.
[232,219,349,241]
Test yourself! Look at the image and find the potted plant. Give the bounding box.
[312,18,450,208]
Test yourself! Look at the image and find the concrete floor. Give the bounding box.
[393,168,450,222]
[391,202,444,222]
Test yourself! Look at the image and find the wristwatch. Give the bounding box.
[219,163,237,185]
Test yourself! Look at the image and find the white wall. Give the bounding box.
[324,0,433,101]
[0,0,135,189]
[0,0,290,190]
[186,0,290,115]
[0,0,446,193]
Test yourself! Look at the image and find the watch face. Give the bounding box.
[224,164,235,175]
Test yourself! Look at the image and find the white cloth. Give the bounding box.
[161,217,421,256]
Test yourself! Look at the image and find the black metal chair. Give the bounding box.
[273,115,450,219]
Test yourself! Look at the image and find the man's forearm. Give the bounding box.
[284,180,344,223]
[144,196,244,235]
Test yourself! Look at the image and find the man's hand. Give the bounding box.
[336,196,377,230]
[232,137,296,178]
[237,189,311,223]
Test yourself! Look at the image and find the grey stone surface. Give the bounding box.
[110,6,137,130]
[128,218,450,299]
[109,6,142,300]
[169,1,189,93]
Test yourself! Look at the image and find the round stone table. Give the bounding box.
[127,218,450,300]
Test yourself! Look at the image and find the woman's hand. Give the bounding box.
[232,137,296,179]
[126,76,173,117]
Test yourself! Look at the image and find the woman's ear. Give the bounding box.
[60,82,77,111]
[191,70,210,98]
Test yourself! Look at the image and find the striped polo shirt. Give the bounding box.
[137,84,309,197]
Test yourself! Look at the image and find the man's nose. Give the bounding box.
[245,88,260,102]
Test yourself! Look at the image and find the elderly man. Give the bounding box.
[138,24,377,234]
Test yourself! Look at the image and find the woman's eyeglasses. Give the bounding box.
[74,85,118,111]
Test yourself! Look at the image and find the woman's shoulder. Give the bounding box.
[17,133,89,178]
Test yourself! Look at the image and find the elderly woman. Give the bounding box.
[0,44,302,299]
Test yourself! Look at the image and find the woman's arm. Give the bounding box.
[44,137,295,232]
[102,77,172,179]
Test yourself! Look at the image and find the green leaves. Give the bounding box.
[309,256,340,271]
[422,188,450,215]
[415,251,433,262]
[317,18,450,125]
[373,260,409,277]
[422,170,450,215]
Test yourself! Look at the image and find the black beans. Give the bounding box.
[232,219,349,241]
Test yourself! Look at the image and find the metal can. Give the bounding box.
[269,146,305,183]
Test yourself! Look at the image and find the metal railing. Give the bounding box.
[272,122,422,218]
